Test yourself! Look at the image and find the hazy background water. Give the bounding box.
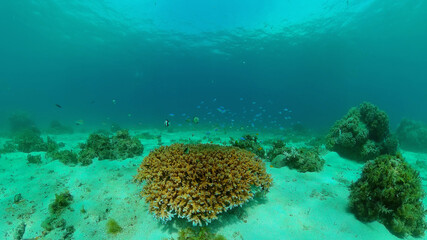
[0,0,426,132]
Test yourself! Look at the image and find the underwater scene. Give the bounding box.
[1,0,427,240]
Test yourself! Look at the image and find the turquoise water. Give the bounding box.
[1,1,427,239]
[1,0,426,129]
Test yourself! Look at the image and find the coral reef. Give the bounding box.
[1,130,63,154]
[135,143,272,226]
[48,150,79,165]
[230,134,265,158]
[78,130,143,163]
[46,136,64,153]
[271,147,325,172]
[27,154,42,164]
[106,219,122,234]
[79,133,112,160]
[349,153,426,237]
[326,102,398,161]
[8,112,38,134]
[266,140,287,161]
[396,119,427,153]
[110,130,144,159]
[13,129,47,153]
[0,141,17,153]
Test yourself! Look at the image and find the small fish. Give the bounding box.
[55,104,62,108]
[240,137,245,141]
[193,116,199,124]
[217,107,226,114]
[169,113,175,117]
[75,119,84,126]
[112,99,116,104]
[164,120,170,127]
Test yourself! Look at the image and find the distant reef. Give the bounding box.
[396,118,427,153]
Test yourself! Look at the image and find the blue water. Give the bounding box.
[1,0,426,132]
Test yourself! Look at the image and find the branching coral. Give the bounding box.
[135,143,272,226]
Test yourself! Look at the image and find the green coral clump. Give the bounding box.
[349,153,426,237]
[46,136,64,153]
[41,215,66,231]
[42,190,74,235]
[49,191,73,215]
[396,119,427,153]
[266,140,286,161]
[110,130,144,159]
[2,130,64,155]
[0,141,17,153]
[78,130,143,163]
[27,154,42,164]
[326,102,398,161]
[177,227,226,240]
[230,134,265,158]
[106,218,122,234]
[79,133,112,160]
[13,129,48,153]
[271,147,325,172]
[48,150,78,165]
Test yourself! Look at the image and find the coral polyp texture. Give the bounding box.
[134,143,272,226]
[349,153,426,237]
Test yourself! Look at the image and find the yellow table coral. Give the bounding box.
[134,143,272,226]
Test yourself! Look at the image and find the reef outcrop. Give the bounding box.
[134,143,272,226]
[326,102,398,161]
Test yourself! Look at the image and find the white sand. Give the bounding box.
[0,130,426,240]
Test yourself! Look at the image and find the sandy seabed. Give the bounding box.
[1,130,426,240]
